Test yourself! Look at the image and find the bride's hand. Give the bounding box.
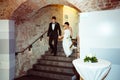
[58,36,63,39]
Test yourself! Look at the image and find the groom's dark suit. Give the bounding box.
[47,22,61,56]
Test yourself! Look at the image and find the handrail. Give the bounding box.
[15,30,48,55]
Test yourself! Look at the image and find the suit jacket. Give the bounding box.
[47,22,61,38]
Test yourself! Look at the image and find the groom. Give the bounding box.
[47,16,61,56]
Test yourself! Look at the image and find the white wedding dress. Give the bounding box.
[63,29,73,57]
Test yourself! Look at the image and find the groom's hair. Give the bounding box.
[64,22,69,26]
[52,16,56,20]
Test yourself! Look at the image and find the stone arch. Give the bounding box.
[0,0,120,19]
[10,0,81,24]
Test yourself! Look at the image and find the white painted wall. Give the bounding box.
[63,6,79,39]
[0,20,15,80]
[79,9,120,80]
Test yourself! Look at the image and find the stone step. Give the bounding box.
[37,59,73,67]
[56,48,64,52]
[58,48,78,53]
[57,41,62,45]
[33,64,74,74]
[47,48,64,52]
[28,69,74,80]
[41,55,75,62]
[15,75,58,80]
[45,51,76,58]
[57,46,63,50]
[49,47,77,52]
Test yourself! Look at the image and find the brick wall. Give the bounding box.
[68,0,120,11]
[0,0,120,19]
[97,0,120,10]
[0,0,27,19]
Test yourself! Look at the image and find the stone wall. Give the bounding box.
[15,5,63,77]
[16,38,48,77]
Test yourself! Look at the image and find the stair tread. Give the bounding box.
[44,54,76,58]
[35,62,73,68]
[38,59,73,63]
[28,69,74,76]
[42,55,75,59]
[15,75,58,80]
[34,63,73,69]
[33,64,74,74]
[36,59,73,67]
[41,56,75,61]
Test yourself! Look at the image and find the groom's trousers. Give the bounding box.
[49,36,58,55]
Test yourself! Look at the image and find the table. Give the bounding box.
[72,59,111,80]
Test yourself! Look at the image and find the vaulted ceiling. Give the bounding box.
[10,0,80,24]
[0,0,120,24]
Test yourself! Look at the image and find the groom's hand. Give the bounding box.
[58,36,63,40]
[58,36,61,39]
[47,37,49,40]
[58,36,61,40]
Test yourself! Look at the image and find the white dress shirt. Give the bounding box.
[52,23,55,30]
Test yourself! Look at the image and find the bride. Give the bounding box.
[60,22,75,57]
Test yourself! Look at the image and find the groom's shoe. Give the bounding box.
[54,54,57,56]
[53,53,57,56]
[50,50,54,54]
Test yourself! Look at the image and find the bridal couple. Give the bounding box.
[47,16,76,57]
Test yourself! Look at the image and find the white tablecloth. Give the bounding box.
[73,59,111,80]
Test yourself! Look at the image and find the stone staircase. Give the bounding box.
[15,41,78,80]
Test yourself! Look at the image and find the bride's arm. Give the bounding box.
[59,30,64,39]
[69,26,73,37]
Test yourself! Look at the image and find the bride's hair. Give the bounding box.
[64,22,69,26]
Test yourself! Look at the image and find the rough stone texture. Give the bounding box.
[15,38,48,77]
[33,5,63,28]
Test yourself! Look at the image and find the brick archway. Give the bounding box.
[10,0,80,24]
[0,0,120,19]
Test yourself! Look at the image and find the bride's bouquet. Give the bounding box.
[84,54,98,63]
